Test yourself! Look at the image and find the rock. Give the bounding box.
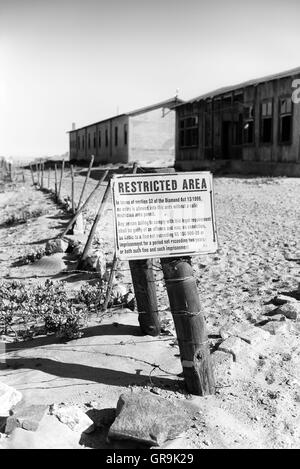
[108,391,190,447]
[50,404,94,434]
[212,350,233,367]
[219,323,270,346]
[111,284,128,303]
[45,238,68,254]
[72,242,84,257]
[5,415,83,449]
[72,212,84,235]
[84,250,106,278]
[265,314,286,322]
[5,404,48,433]
[211,350,233,382]
[273,295,298,306]
[276,302,300,320]
[260,321,290,335]
[123,291,135,311]
[0,382,22,417]
[218,336,251,362]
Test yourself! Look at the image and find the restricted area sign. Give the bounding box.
[112,171,218,261]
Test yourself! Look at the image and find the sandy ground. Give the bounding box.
[0,167,300,449]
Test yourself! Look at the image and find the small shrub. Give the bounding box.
[4,207,47,226]
[0,279,103,341]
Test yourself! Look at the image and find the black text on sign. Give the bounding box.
[112,172,218,261]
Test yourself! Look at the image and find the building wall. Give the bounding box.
[175,72,300,172]
[243,74,300,163]
[69,115,129,164]
[77,128,87,161]
[110,115,129,163]
[69,132,77,160]
[128,107,175,162]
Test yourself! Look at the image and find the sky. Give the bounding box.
[1,0,300,160]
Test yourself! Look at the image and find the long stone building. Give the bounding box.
[175,67,300,176]
[69,98,181,164]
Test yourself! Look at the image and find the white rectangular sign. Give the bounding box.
[112,171,218,261]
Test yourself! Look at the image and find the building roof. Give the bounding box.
[178,65,300,105]
[68,97,184,133]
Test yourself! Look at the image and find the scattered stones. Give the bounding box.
[50,404,94,434]
[276,302,300,320]
[219,323,270,346]
[110,283,134,307]
[5,404,48,434]
[0,382,22,417]
[218,336,252,362]
[111,283,127,301]
[72,212,84,235]
[45,238,68,254]
[212,350,233,368]
[260,321,290,335]
[272,295,298,306]
[108,391,190,447]
[83,250,106,278]
[71,241,85,257]
[123,291,135,311]
[211,350,233,383]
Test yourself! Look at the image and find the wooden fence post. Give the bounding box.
[58,159,65,201]
[54,164,58,199]
[77,155,94,209]
[129,258,161,336]
[71,164,75,214]
[160,256,215,396]
[60,169,109,238]
[30,165,35,185]
[78,176,111,267]
[41,163,44,189]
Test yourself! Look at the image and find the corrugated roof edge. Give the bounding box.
[176,65,300,106]
[68,97,184,133]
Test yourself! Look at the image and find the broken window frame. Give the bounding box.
[278,96,293,145]
[179,115,199,148]
[260,99,273,145]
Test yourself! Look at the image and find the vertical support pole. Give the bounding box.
[60,170,108,239]
[78,174,111,267]
[54,164,58,199]
[22,170,25,183]
[35,163,39,186]
[9,162,12,182]
[30,165,35,185]
[71,164,75,214]
[41,163,44,189]
[129,259,161,336]
[102,252,117,312]
[160,256,215,396]
[77,155,94,210]
[48,168,50,189]
[58,159,65,201]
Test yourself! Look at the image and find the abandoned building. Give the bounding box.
[68,98,182,164]
[175,67,300,176]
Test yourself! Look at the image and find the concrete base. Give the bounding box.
[175,159,300,177]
